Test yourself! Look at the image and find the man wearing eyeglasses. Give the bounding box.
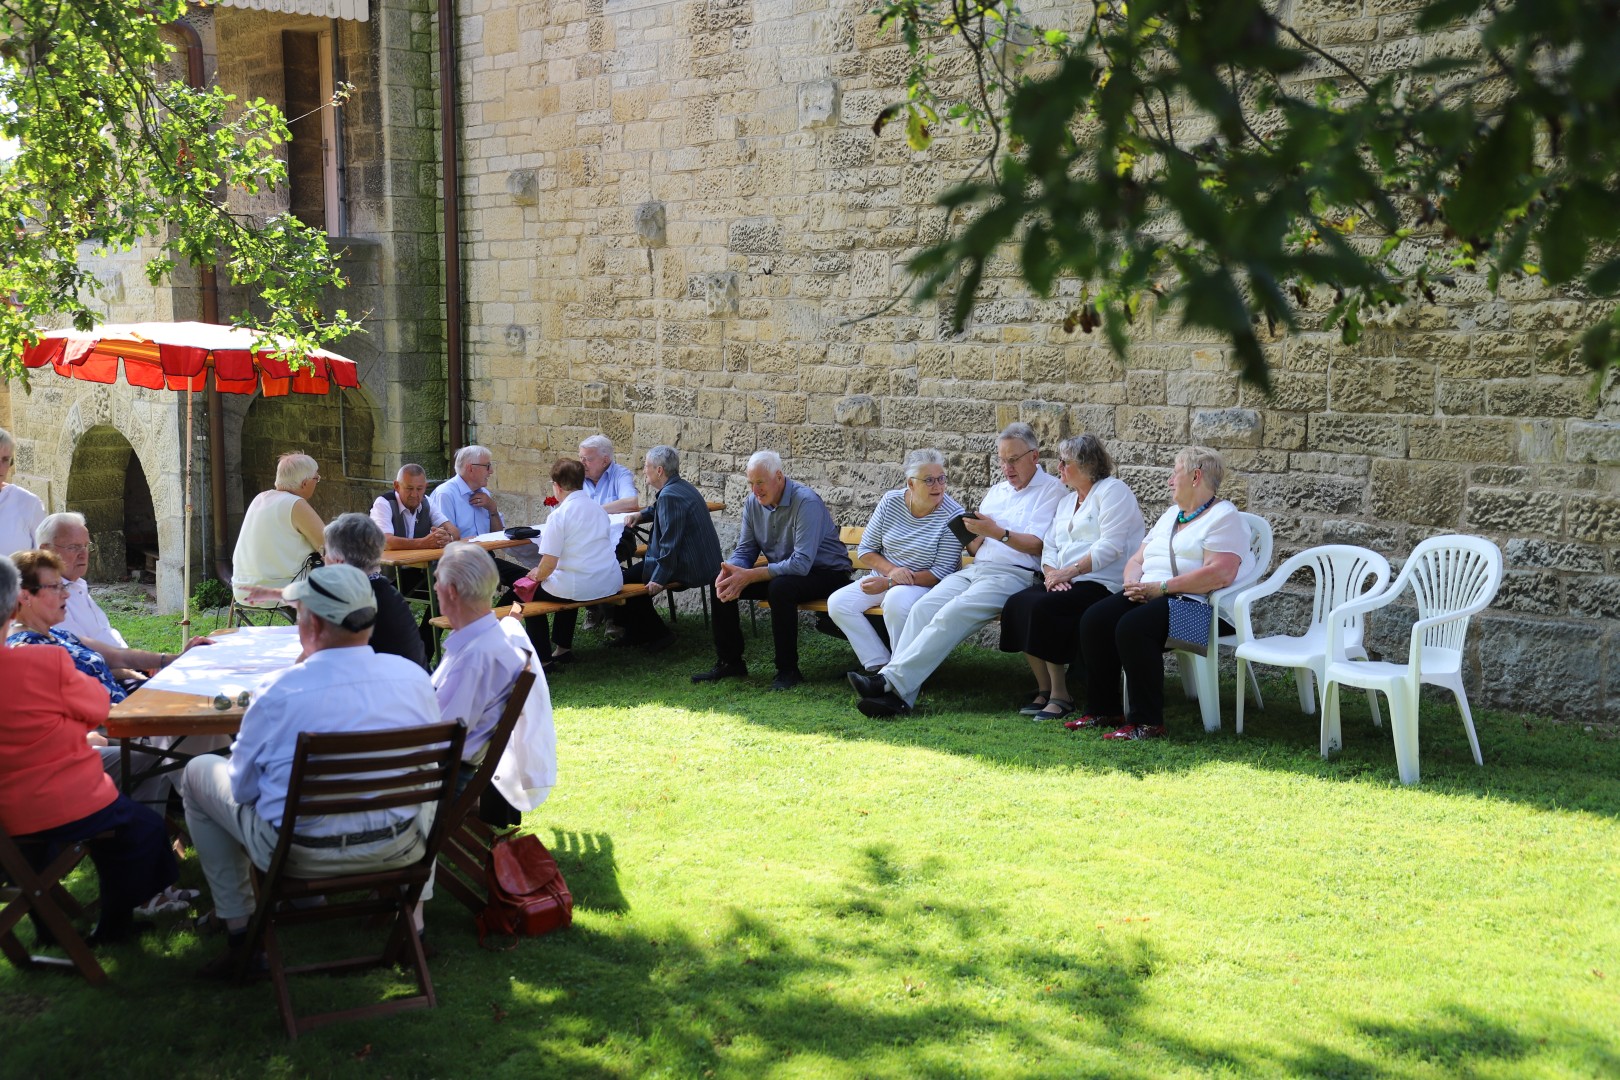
[429,445,549,660]
[848,422,1065,717]
[37,512,127,650]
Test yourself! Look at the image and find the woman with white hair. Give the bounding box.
[824,449,965,673]
[1073,446,1253,740]
[0,427,45,556]
[230,452,327,605]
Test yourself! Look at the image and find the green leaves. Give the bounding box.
[0,0,357,381]
[1445,105,1534,241]
[870,0,1620,381]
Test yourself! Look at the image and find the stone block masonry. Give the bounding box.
[448,0,1619,719]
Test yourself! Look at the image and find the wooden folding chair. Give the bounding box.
[238,721,466,1040]
[0,825,107,985]
[434,670,537,914]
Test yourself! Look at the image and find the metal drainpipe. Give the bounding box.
[171,19,232,582]
[438,0,465,451]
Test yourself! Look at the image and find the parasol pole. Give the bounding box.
[181,381,193,649]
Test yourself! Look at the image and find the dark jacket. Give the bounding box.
[368,574,428,670]
[637,476,723,588]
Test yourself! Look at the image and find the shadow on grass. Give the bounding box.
[555,624,1620,822]
[435,854,1614,1079]
[3,844,1614,1078]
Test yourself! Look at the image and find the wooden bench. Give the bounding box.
[429,584,652,630]
[758,526,976,619]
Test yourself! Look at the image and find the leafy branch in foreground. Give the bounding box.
[0,0,361,382]
[879,0,1620,387]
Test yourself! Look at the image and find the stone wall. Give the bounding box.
[449,0,1620,719]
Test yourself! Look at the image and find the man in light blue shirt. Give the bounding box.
[691,450,850,691]
[182,563,443,976]
[427,445,547,659]
[429,445,506,538]
[579,435,640,513]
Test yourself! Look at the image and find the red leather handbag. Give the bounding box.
[475,832,573,946]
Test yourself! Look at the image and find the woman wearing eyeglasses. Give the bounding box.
[825,449,967,673]
[999,435,1144,722]
[6,549,209,703]
[231,451,328,606]
[1071,445,1254,740]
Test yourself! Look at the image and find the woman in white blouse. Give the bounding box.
[999,435,1143,721]
[517,457,624,666]
[1072,446,1254,740]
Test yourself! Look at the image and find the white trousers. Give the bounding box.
[182,755,431,921]
[880,563,1037,706]
[825,577,930,671]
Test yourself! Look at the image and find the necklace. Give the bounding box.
[1176,496,1217,525]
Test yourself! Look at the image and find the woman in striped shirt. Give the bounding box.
[826,449,966,672]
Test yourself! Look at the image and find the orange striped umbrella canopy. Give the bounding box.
[21,321,360,396]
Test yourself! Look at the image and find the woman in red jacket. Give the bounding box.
[0,556,177,944]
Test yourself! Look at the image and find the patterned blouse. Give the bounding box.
[6,626,127,703]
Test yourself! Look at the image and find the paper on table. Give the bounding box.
[141,625,304,699]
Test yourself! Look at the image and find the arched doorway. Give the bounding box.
[66,425,158,583]
[238,387,380,528]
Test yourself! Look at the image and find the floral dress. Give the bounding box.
[6,627,127,703]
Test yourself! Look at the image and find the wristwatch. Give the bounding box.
[1001,529,1012,544]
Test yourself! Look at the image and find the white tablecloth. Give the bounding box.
[141,625,304,698]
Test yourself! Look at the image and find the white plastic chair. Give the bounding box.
[1172,511,1273,733]
[1320,534,1503,785]
[1230,545,1391,734]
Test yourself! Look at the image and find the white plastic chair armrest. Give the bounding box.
[1405,606,1488,678]
[1230,549,1316,642]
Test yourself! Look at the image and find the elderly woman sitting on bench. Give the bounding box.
[513,458,624,668]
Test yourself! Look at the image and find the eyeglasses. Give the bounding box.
[910,474,948,488]
[50,543,95,554]
[997,448,1036,468]
[468,461,494,473]
[28,582,68,594]
[311,475,323,483]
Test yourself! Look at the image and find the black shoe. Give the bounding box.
[814,613,847,640]
[847,670,886,698]
[857,691,911,718]
[691,661,747,683]
[89,918,156,946]
[770,669,804,691]
[641,632,676,654]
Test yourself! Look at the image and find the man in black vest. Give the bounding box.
[370,463,459,654]
[369,464,459,551]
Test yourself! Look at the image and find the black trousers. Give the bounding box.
[1078,592,1172,725]
[1078,592,1231,727]
[611,564,672,643]
[999,580,1113,664]
[17,793,178,938]
[711,569,850,673]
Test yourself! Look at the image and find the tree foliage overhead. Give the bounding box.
[879,0,1620,388]
[0,0,359,382]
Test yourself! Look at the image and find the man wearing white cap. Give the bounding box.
[182,562,443,976]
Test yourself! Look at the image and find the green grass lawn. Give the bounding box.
[4,609,1618,1078]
